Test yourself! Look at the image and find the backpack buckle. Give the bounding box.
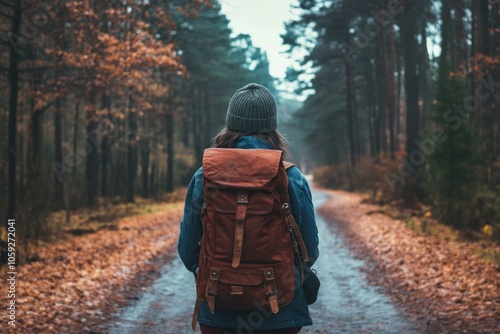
[237,191,248,204]
[262,268,279,314]
[206,268,220,314]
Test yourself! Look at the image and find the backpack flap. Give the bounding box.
[203,148,283,189]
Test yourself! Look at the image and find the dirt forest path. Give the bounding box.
[104,188,421,334]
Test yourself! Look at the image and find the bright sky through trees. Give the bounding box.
[220,0,297,79]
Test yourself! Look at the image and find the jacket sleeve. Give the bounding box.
[177,168,204,273]
[287,169,320,267]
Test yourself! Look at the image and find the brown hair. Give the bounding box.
[212,127,290,159]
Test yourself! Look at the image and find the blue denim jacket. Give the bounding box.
[178,136,319,330]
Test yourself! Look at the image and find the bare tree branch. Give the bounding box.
[32,98,57,120]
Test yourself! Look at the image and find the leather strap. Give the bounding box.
[298,257,305,284]
[283,199,309,263]
[291,237,305,284]
[191,297,202,331]
[232,191,248,268]
[206,268,220,314]
[263,268,280,314]
[282,163,309,283]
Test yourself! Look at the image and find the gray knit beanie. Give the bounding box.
[225,83,278,133]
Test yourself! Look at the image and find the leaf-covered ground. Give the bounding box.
[3,190,498,333]
[318,189,500,334]
[1,203,183,334]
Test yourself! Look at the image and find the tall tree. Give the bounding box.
[401,0,420,158]
[6,0,21,221]
[425,0,476,228]
[387,4,398,155]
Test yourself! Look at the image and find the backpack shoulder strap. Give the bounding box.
[282,162,309,283]
[283,161,295,170]
[283,197,309,284]
[283,164,309,263]
[283,201,309,263]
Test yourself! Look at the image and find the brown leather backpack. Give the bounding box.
[191,148,308,330]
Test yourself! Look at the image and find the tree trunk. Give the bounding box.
[72,101,80,173]
[86,115,100,206]
[141,137,150,198]
[182,116,190,147]
[140,107,150,198]
[166,109,175,192]
[127,96,137,203]
[440,0,452,69]
[352,83,362,157]
[86,93,100,206]
[345,58,357,171]
[402,0,420,157]
[377,0,389,155]
[100,134,109,197]
[480,0,490,57]
[181,81,190,147]
[150,162,157,196]
[366,60,379,157]
[113,150,124,197]
[54,96,64,209]
[479,0,494,181]
[203,81,212,147]
[418,22,430,131]
[100,94,110,197]
[396,49,403,142]
[192,83,203,167]
[53,4,66,211]
[7,0,21,223]
[30,109,44,183]
[492,1,500,168]
[400,0,421,205]
[388,10,397,156]
[454,0,468,75]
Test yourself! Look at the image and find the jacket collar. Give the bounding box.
[234,136,272,149]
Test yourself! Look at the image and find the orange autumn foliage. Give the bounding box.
[319,190,500,333]
[0,204,184,334]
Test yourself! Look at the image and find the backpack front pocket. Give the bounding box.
[205,258,292,313]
